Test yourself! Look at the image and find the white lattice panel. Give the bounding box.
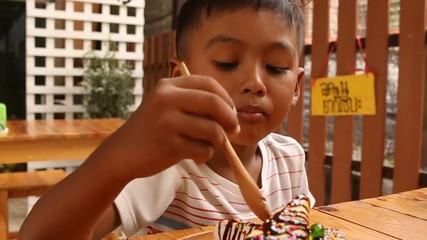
[26,0,144,120]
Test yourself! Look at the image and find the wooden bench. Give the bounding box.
[0,118,123,239]
[0,169,123,240]
[0,169,67,239]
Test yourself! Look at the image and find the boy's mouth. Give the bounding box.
[237,105,265,122]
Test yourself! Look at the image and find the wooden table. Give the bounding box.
[0,118,124,164]
[131,188,427,240]
[0,118,124,239]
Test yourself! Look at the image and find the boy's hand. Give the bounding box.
[102,75,239,179]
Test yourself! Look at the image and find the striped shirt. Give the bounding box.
[114,133,315,237]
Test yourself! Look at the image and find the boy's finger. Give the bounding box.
[161,75,235,110]
[174,135,215,164]
[173,113,227,150]
[168,87,239,133]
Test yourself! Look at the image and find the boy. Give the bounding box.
[19,0,314,239]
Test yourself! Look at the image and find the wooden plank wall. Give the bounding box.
[359,0,390,199]
[330,0,357,204]
[306,0,426,205]
[143,32,175,95]
[142,1,427,206]
[393,1,426,193]
[307,0,330,206]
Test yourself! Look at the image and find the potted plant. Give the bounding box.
[82,42,135,119]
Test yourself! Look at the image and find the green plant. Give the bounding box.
[82,42,135,119]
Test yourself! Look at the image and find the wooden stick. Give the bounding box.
[179,62,271,221]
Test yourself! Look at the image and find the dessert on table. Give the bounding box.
[214,195,346,240]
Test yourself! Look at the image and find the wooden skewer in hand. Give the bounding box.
[179,62,271,222]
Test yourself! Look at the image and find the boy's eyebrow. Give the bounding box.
[205,35,297,59]
[205,35,244,49]
[269,41,297,59]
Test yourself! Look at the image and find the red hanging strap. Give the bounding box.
[311,36,373,88]
[353,35,370,73]
[311,42,336,87]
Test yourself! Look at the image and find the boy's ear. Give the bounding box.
[291,67,305,105]
[169,57,183,77]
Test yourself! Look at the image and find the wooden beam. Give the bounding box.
[307,0,330,206]
[394,0,426,192]
[360,0,390,199]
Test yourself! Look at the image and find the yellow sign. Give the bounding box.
[311,73,376,116]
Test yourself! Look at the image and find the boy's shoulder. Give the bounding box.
[261,133,305,159]
[262,133,302,148]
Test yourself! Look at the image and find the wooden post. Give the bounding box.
[330,0,357,204]
[285,0,308,142]
[360,0,389,199]
[394,0,427,192]
[307,0,330,206]
[0,191,8,240]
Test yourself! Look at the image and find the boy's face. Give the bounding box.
[183,8,303,145]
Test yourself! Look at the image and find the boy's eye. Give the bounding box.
[266,65,289,74]
[213,61,238,70]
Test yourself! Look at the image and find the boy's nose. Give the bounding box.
[240,68,267,97]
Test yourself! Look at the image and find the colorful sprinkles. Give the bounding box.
[214,194,346,240]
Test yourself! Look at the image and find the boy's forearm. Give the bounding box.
[19,140,132,240]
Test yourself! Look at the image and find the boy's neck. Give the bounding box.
[207,143,263,186]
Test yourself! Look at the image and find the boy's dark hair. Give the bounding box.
[175,0,305,60]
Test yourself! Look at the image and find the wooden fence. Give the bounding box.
[143,1,427,205]
[143,32,175,96]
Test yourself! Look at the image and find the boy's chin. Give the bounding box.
[228,131,269,146]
